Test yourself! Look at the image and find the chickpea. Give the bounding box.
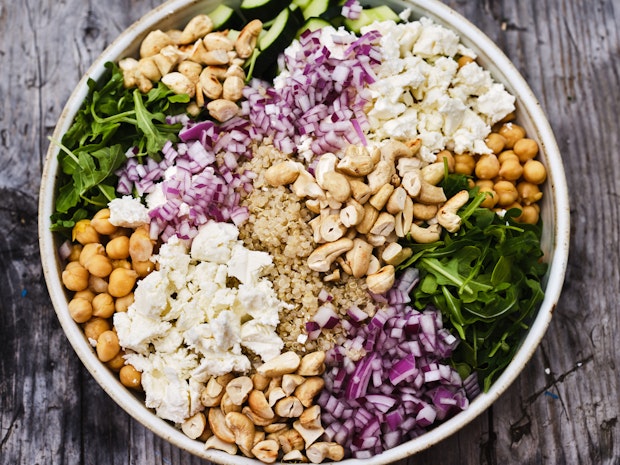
[62,262,89,292]
[115,293,134,313]
[91,208,118,235]
[67,244,83,262]
[515,205,540,224]
[513,138,539,163]
[88,275,109,294]
[475,154,500,179]
[485,133,506,154]
[498,150,519,164]
[96,330,120,362]
[112,259,132,270]
[108,268,139,298]
[68,298,93,323]
[454,153,475,175]
[109,227,131,239]
[106,350,126,372]
[83,317,111,342]
[498,158,523,181]
[133,259,155,278]
[457,55,475,68]
[494,180,519,206]
[517,181,543,205]
[74,289,96,302]
[478,186,498,209]
[86,254,113,278]
[498,123,526,149]
[79,243,105,268]
[92,292,115,319]
[435,150,455,172]
[106,236,130,260]
[72,219,99,245]
[120,364,142,390]
[129,228,154,262]
[522,159,547,184]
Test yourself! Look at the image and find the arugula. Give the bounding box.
[50,61,190,234]
[399,191,548,392]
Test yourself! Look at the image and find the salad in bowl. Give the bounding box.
[39,0,569,462]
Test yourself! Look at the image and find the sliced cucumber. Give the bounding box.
[240,0,293,23]
[208,4,244,30]
[344,5,400,33]
[296,17,331,37]
[302,0,334,20]
[292,0,313,10]
[252,7,300,78]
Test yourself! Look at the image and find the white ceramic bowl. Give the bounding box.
[39,0,570,463]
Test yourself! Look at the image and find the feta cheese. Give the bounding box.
[108,195,150,228]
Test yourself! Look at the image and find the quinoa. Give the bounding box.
[238,144,378,353]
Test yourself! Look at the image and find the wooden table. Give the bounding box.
[1,0,618,463]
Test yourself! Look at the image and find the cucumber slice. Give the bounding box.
[208,4,244,30]
[296,17,331,37]
[253,7,299,78]
[240,0,293,23]
[292,0,313,10]
[302,0,336,20]
[344,5,400,33]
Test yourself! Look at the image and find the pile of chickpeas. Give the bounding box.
[60,208,156,390]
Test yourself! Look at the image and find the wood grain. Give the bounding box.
[1,0,618,464]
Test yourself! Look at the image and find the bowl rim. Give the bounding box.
[38,0,570,463]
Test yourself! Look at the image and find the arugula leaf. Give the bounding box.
[400,192,548,391]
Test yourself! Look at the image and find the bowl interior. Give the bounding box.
[38,0,570,463]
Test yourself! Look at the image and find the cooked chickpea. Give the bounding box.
[67,244,83,262]
[120,364,142,390]
[517,181,543,205]
[435,150,455,172]
[513,138,539,163]
[515,205,540,224]
[498,158,523,181]
[498,111,516,124]
[62,262,89,292]
[108,268,139,298]
[498,123,526,149]
[475,154,500,179]
[68,298,93,323]
[79,242,105,267]
[92,292,115,319]
[88,275,109,294]
[478,186,498,209]
[498,150,519,164]
[485,133,506,154]
[457,55,475,68]
[523,159,547,184]
[115,293,134,313]
[106,236,130,259]
[72,219,100,245]
[133,259,155,278]
[83,317,111,342]
[96,330,120,362]
[494,180,519,206]
[106,350,126,372]
[73,289,96,302]
[91,208,118,235]
[85,254,113,278]
[112,259,132,270]
[454,153,475,175]
[129,228,154,262]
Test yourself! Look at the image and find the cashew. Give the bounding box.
[366,233,387,247]
[278,428,305,453]
[307,442,345,464]
[307,238,353,272]
[119,57,139,88]
[292,169,326,200]
[367,160,394,194]
[248,389,275,419]
[319,214,347,242]
[437,189,470,233]
[410,223,442,243]
[337,145,375,177]
[386,186,407,214]
[204,49,230,66]
[401,169,422,197]
[251,439,279,464]
[297,351,326,377]
[235,19,263,58]
[199,66,223,99]
[205,434,238,454]
[298,405,323,430]
[226,411,256,456]
[182,411,207,439]
[225,63,246,80]
[421,162,446,185]
[293,420,324,448]
[203,31,234,51]
[283,450,308,462]
[394,195,414,238]
[367,254,381,275]
[368,183,395,211]
[314,153,338,186]
[309,216,323,244]
[355,204,379,235]
[179,14,213,45]
[187,40,211,65]
[258,351,301,377]
[274,396,304,418]
[346,238,373,279]
[178,60,203,83]
[418,181,447,204]
[161,72,195,96]
[321,171,351,203]
[136,56,162,82]
[369,212,396,236]
[252,373,271,391]
[381,242,413,266]
[264,423,288,434]
[294,377,325,408]
[242,406,277,427]
[339,199,365,228]
[267,386,287,407]
[412,202,438,221]
[264,160,302,186]
[225,376,253,405]
[223,75,245,101]
[220,391,243,415]
[397,157,422,177]
[366,265,396,294]
[281,374,306,396]
[201,377,225,407]
[380,140,413,163]
[349,178,372,204]
[207,99,238,122]
[140,30,173,58]
[208,407,235,443]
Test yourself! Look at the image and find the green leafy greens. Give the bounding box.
[399,190,548,392]
[50,61,190,234]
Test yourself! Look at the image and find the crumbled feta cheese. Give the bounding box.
[108,195,150,228]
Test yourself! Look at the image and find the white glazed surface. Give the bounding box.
[38,0,570,463]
